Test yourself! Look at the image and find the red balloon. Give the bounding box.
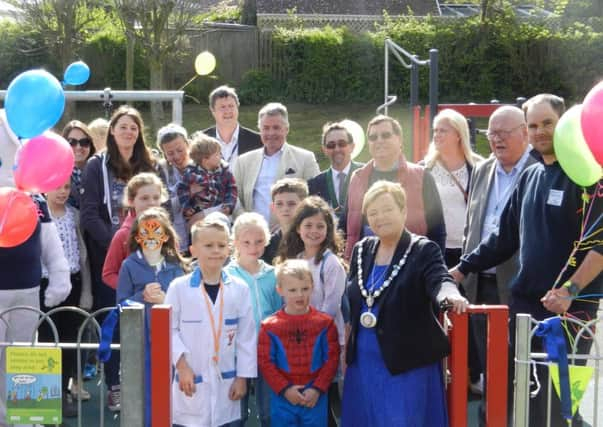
[13,132,75,193]
[0,188,38,248]
[581,81,603,166]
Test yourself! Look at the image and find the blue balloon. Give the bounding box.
[64,61,90,86]
[5,70,65,138]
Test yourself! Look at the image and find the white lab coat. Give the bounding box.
[165,269,257,427]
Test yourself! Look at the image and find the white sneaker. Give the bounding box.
[70,381,91,401]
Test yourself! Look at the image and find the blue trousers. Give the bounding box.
[271,391,327,427]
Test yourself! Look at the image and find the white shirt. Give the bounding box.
[330,162,352,204]
[481,146,532,273]
[253,148,284,223]
[216,125,240,169]
[430,161,468,249]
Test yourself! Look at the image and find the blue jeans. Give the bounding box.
[238,375,271,426]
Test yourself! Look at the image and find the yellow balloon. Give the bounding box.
[195,51,216,76]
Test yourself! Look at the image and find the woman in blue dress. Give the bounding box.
[342,180,468,427]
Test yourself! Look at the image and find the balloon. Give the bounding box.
[4,70,65,138]
[0,188,38,247]
[553,105,601,187]
[340,119,366,159]
[13,132,75,193]
[64,61,90,85]
[194,51,216,76]
[581,81,603,165]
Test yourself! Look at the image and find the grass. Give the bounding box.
[69,101,491,170]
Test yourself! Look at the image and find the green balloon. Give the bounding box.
[554,105,602,187]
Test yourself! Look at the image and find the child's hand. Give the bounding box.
[143,282,162,303]
[301,388,320,408]
[284,385,306,406]
[176,357,196,397]
[228,377,247,401]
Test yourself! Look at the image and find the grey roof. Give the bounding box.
[257,0,439,16]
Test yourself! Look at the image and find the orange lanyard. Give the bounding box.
[201,281,224,366]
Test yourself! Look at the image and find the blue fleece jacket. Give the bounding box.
[116,250,184,308]
[225,260,282,331]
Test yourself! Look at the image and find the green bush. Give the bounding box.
[261,12,603,104]
[0,22,54,87]
[239,70,277,104]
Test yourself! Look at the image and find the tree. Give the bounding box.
[16,0,108,118]
[16,0,107,75]
[113,0,199,129]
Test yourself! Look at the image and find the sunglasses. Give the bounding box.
[68,137,92,148]
[367,131,394,142]
[324,141,350,150]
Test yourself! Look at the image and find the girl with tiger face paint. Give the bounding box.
[117,206,188,425]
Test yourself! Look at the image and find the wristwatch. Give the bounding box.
[562,280,580,297]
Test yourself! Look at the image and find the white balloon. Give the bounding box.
[341,119,365,159]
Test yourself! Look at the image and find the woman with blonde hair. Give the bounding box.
[422,108,483,267]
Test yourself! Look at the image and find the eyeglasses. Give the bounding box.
[367,131,394,142]
[486,124,523,141]
[68,137,92,148]
[324,141,350,150]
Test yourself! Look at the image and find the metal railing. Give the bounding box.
[0,305,145,427]
[0,89,185,124]
[380,38,438,127]
[446,305,509,427]
[514,313,601,427]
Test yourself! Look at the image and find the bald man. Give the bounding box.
[461,106,536,307]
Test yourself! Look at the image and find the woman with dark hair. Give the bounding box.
[80,105,156,411]
[62,120,96,209]
[342,180,467,427]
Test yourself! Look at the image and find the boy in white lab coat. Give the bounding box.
[166,218,257,427]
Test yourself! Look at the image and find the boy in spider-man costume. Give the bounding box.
[258,259,339,427]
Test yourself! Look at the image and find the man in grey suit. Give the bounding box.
[233,102,320,226]
[460,105,535,402]
[462,105,536,306]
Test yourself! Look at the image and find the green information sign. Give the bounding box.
[5,347,62,425]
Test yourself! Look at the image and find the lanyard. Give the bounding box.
[201,281,224,366]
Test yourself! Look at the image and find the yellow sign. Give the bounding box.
[5,347,62,425]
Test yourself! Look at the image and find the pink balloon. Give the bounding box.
[13,132,75,193]
[581,81,603,165]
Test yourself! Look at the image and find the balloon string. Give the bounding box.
[178,75,198,91]
[551,184,602,289]
[580,182,601,236]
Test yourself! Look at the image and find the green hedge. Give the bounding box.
[247,13,603,104]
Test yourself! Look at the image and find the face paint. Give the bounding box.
[135,219,168,251]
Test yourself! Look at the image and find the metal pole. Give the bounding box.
[121,306,145,427]
[428,48,439,130]
[410,56,419,107]
[384,39,390,116]
[514,314,532,427]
